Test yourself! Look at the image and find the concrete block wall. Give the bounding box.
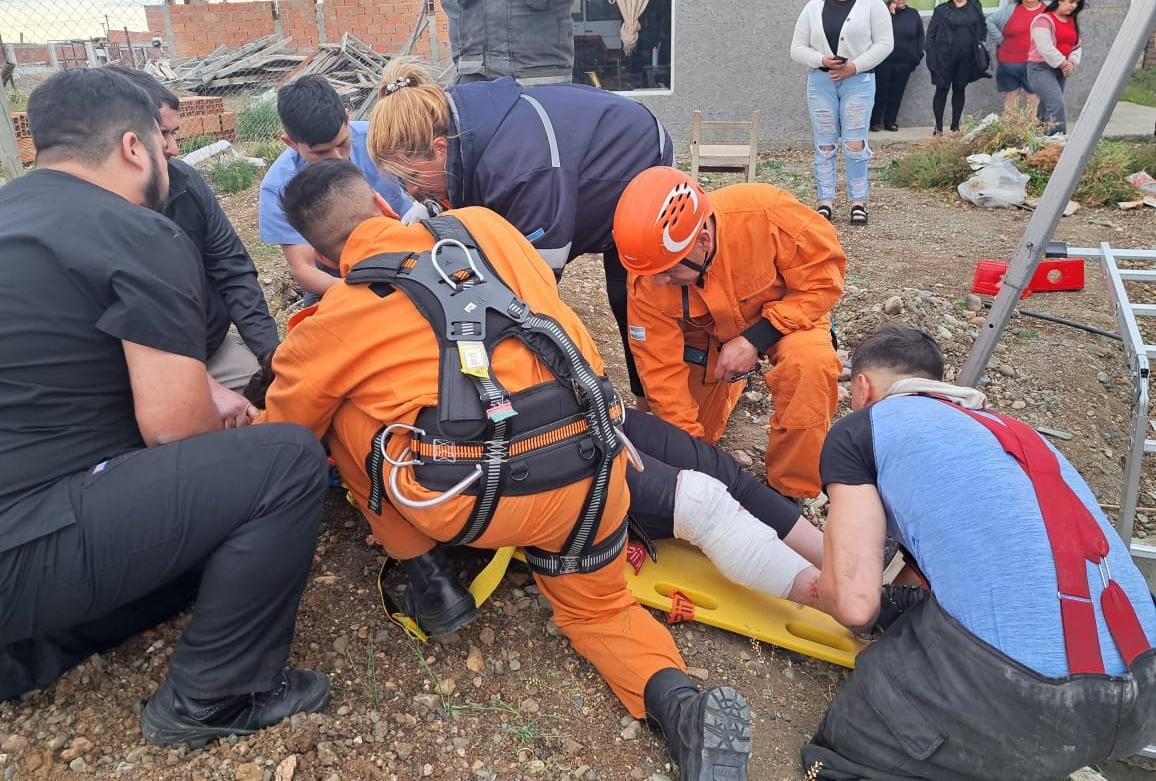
[146,0,450,62]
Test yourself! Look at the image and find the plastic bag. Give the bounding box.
[957,159,1030,208]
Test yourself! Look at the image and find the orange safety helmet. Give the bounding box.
[612,166,713,275]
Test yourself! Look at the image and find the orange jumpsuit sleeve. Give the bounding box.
[758,214,846,336]
[261,315,355,439]
[627,282,705,439]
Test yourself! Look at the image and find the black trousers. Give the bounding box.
[802,595,1156,780]
[621,410,801,541]
[0,424,328,701]
[871,63,914,128]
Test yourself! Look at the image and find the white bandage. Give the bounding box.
[673,470,811,599]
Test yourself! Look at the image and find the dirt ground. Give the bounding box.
[3,146,1156,781]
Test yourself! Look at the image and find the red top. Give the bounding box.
[998,2,1045,63]
[1048,11,1079,58]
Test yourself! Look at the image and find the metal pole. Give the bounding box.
[427,0,441,66]
[959,0,1156,388]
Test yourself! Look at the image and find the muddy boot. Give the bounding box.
[401,547,478,638]
[644,668,751,780]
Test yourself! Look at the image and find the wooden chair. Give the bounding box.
[689,110,760,183]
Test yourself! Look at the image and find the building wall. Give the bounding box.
[635,0,1133,150]
[144,0,450,61]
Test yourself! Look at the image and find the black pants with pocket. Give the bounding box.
[802,595,1156,780]
[621,409,801,541]
[0,424,327,701]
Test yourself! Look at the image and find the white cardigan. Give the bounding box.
[790,0,895,74]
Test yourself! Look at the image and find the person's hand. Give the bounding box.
[714,336,759,382]
[209,379,258,429]
[1060,60,1075,77]
[820,55,844,70]
[830,59,858,82]
[399,200,431,226]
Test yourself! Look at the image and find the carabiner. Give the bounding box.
[431,237,485,290]
[387,447,483,509]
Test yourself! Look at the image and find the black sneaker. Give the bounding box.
[140,669,331,748]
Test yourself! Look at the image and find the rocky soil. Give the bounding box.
[3,147,1156,780]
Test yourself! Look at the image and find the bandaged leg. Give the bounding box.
[674,470,815,601]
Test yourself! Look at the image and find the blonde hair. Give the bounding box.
[367,58,452,178]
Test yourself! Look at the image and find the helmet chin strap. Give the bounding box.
[678,245,716,288]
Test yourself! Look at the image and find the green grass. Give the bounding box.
[235,100,281,142]
[246,139,285,165]
[207,159,261,194]
[1121,67,1156,109]
[178,133,219,156]
[7,90,26,112]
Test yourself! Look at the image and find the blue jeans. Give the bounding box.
[806,69,875,203]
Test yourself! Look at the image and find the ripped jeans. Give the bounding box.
[806,69,875,203]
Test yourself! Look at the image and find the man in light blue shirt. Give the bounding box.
[802,325,1156,780]
[258,76,415,305]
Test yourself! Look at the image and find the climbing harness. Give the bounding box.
[348,216,633,577]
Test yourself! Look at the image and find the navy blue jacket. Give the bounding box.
[445,77,673,270]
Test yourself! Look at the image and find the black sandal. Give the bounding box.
[850,204,869,226]
[816,204,833,221]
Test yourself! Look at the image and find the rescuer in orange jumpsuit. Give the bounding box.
[614,167,846,500]
[259,159,754,779]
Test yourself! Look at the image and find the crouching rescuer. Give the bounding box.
[260,160,754,778]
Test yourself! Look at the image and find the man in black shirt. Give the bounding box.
[107,66,278,417]
[0,68,330,747]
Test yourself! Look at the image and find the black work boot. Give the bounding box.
[644,668,751,781]
[401,547,478,638]
[140,669,330,748]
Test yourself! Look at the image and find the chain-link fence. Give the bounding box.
[0,0,449,180]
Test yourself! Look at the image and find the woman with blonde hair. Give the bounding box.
[366,58,672,405]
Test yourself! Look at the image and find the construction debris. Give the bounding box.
[287,34,390,112]
[169,35,305,93]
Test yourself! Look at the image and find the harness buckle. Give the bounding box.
[1098,558,1113,589]
[556,555,582,576]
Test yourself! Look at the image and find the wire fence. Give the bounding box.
[0,0,447,179]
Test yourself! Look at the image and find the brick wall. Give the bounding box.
[147,0,449,62]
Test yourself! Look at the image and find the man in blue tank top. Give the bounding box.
[803,324,1156,779]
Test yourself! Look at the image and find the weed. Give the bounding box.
[246,139,285,165]
[1127,139,1156,179]
[889,136,974,191]
[235,100,281,142]
[1121,67,1156,109]
[7,90,26,111]
[179,133,219,156]
[208,159,261,194]
[967,108,1048,155]
[1072,140,1143,206]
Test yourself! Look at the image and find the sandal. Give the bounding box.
[850,204,869,226]
[816,204,833,221]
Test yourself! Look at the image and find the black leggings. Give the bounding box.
[622,409,801,541]
[933,82,968,131]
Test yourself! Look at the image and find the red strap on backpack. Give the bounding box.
[934,398,1150,673]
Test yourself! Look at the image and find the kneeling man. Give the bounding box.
[807,325,1156,779]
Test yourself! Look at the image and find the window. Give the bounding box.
[571,0,673,93]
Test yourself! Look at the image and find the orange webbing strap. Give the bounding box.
[940,399,1151,672]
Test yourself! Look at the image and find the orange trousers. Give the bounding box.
[687,325,841,499]
[327,405,685,717]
